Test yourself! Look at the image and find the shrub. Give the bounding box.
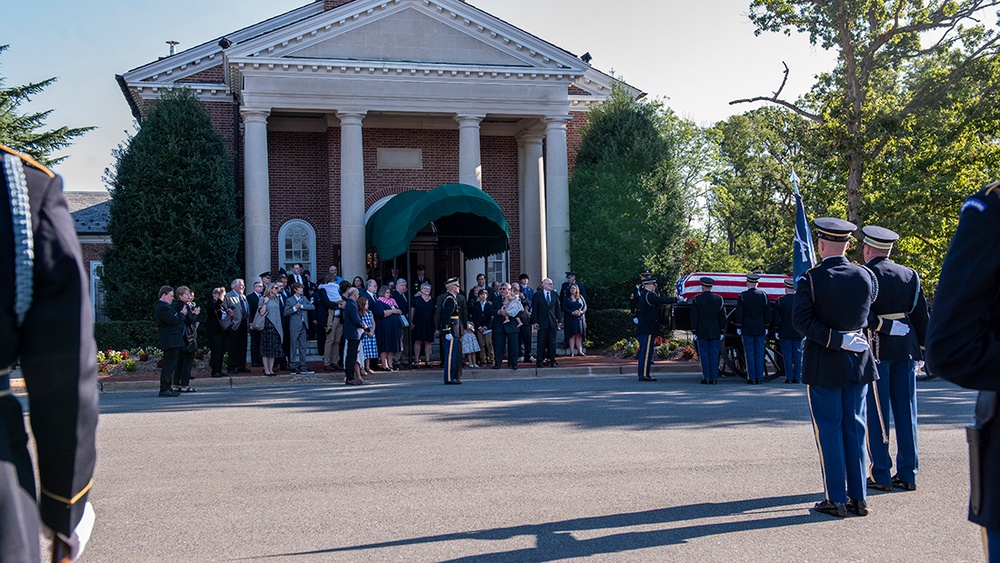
[123,360,138,372]
[681,345,696,360]
[656,344,671,358]
[94,321,157,351]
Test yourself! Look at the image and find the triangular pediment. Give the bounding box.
[228,0,588,73]
[288,7,529,67]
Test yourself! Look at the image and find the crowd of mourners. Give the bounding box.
[153,264,589,394]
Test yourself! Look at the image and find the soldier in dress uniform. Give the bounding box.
[1,144,98,561]
[793,217,879,518]
[690,277,726,384]
[629,270,652,325]
[636,276,676,382]
[435,277,467,385]
[926,180,1000,561]
[774,279,804,383]
[733,273,772,384]
[861,225,929,493]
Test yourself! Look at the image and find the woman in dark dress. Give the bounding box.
[258,283,283,375]
[562,283,587,356]
[375,285,403,370]
[411,282,436,367]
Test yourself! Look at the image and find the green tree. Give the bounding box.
[0,44,93,165]
[569,86,688,307]
[102,88,240,321]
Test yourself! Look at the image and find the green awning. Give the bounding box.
[365,183,510,260]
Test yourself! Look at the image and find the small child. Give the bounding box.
[504,292,524,328]
[462,321,481,367]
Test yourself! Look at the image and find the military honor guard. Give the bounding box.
[793,217,879,518]
[926,180,1000,560]
[733,273,772,384]
[1,144,98,561]
[436,277,467,384]
[861,225,929,493]
[774,279,804,383]
[691,277,727,384]
[636,275,676,382]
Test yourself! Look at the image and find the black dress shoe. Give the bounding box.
[700,379,709,384]
[550,361,559,367]
[814,499,848,518]
[238,367,251,373]
[785,379,792,383]
[892,476,917,491]
[493,364,501,370]
[536,362,544,368]
[747,379,755,385]
[846,498,868,516]
[158,390,180,397]
[211,372,224,378]
[866,477,893,492]
[639,376,657,381]
[444,380,462,385]
[512,365,518,370]
[710,380,718,384]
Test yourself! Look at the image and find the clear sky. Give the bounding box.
[1,0,836,192]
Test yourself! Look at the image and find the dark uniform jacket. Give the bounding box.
[793,255,878,389]
[866,256,929,361]
[637,290,676,336]
[733,287,771,336]
[774,294,802,339]
[690,291,727,340]
[155,299,185,349]
[0,147,98,559]
[926,181,1000,529]
[435,292,468,333]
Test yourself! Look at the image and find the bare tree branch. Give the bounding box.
[730,62,824,122]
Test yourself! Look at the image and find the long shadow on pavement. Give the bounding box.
[248,493,820,561]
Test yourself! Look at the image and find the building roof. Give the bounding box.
[64,191,112,235]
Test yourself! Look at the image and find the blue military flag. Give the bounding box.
[791,170,816,279]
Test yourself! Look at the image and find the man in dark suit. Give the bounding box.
[224,278,250,374]
[774,279,803,383]
[793,217,878,519]
[392,278,411,367]
[862,225,929,493]
[276,276,292,371]
[1,145,98,561]
[733,273,772,384]
[926,180,1000,558]
[691,276,727,384]
[412,264,431,297]
[365,278,384,368]
[470,288,495,367]
[531,277,563,367]
[155,286,185,397]
[490,284,510,368]
[246,279,265,367]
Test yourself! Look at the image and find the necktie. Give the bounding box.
[240,295,248,316]
[546,291,550,305]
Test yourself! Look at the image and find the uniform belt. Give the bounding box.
[878,313,907,320]
[838,329,863,334]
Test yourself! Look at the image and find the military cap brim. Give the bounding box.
[642,277,657,284]
[862,225,899,250]
[445,277,460,288]
[784,279,795,289]
[260,272,271,279]
[700,277,714,286]
[746,273,761,282]
[815,217,857,242]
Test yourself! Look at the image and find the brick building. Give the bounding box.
[117,0,639,290]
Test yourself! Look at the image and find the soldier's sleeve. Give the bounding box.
[718,298,728,333]
[690,298,700,331]
[910,273,930,351]
[732,294,744,326]
[926,188,1000,390]
[20,168,99,536]
[792,274,843,350]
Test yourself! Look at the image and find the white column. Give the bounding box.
[339,111,367,281]
[455,114,486,284]
[242,109,271,283]
[544,115,572,281]
[518,130,545,285]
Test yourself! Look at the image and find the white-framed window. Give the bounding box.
[278,219,316,278]
[89,261,109,322]
[485,251,508,284]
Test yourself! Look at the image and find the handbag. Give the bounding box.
[399,314,409,328]
[219,309,233,330]
[250,308,266,331]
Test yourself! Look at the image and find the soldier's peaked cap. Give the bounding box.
[445,277,460,288]
[700,277,714,286]
[784,278,795,289]
[746,273,761,282]
[814,217,856,242]
[642,276,657,284]
[862,225,898,250]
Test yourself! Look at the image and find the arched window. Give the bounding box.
[278,219,316,278]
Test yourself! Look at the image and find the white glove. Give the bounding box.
[889,321,910,337]
[632,318,638,325]
[915,360,925,373]
[840,332,868,352]
[44,502,95,562]
[737,329,742,336]
[692,335,698,341]
[445,334,453,341]
[765,329,769,336]
[719,335,725,341]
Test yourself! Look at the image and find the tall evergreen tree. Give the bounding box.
[102,88,240,321]
[0,44,93,165]
[569,86,688,307]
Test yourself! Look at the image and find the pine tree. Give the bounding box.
[0,44,93,165]
[102,88,241,321]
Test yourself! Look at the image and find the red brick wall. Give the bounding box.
[178,65,225,83]
[481,135,520,272]
[363,128,460,207]
[267,131,330,271]
[566,112,586,178]
[82,243,111,267]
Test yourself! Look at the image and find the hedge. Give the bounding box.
[586,308,674,349]
[94,321,158,351]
